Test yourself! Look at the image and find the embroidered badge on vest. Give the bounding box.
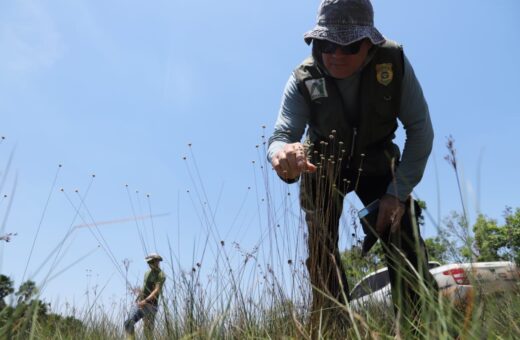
[305,78,328,100]
[376,63,393,86]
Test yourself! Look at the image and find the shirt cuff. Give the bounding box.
[385,184,410,203]
[278,174,300,184]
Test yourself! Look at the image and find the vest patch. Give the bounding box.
[376,63,393,86]
[305,78,328,100]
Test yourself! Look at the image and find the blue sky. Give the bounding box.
[1,0,519,312]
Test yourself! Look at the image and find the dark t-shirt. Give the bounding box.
[141,268,166,305]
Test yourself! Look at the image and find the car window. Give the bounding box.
[350,269,390,299]
[428,261,441,269]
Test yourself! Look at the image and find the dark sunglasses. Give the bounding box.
[313,39,364,55]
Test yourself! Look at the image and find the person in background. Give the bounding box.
[124,253,166,339]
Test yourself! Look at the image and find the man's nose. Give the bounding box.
[332,48,347,57]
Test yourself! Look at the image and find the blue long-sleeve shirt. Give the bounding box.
[268,53,433,201]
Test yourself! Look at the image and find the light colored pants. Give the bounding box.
[124,303,158,338]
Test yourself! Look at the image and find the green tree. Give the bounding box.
[0,275,14,309]
[15,280,38,304]
[439,207,520,264]
[473,207,520,264]
[473,214,505,261]
[503,207,520,264]
[424,237,449,264]
[443,211,475,262]
[0,278,86,339]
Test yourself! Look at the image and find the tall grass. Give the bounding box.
[1,135,520,339]
[4,263,517,339]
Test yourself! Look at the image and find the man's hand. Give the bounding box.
[375,194,406,235]
[137,300,148,308]
[272,143,317,180]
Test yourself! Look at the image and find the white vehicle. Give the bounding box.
[350,261,520,310]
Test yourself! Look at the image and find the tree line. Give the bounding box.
[0,276,85,339]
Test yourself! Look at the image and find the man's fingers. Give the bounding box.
[272,153,284,172]
[389,213,398,233]
[375,213,386,235]
[273,151,298,179]
[295,152,306,169]
[276,158,292,178]
[272,143,316,179]
[305,160,317,173]
[390,219,399,233]
[287,149,298,167]
[271,156,280,169]
[390,209,405,233]
[375,194,407,236]
[291,144,317,173]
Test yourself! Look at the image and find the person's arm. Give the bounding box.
[139,284,161,305]
[138,272,165,307]
[376,54,433,234]
[386,54,434,201]
[268,73,316,181]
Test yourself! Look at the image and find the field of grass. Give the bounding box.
[2,138,520,339]
[2,247,520,339]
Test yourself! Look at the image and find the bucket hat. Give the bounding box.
[304,0,385,46]
[145,253,163,262]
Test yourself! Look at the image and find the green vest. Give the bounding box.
[294,40,404,176]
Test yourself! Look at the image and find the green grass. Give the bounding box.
[2,257,519,339]
[2,138,520,339]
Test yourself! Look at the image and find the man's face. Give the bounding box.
[319,39,373,79]
[148,259,160,269]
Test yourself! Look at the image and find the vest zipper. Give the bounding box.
[350,128,357,158]
[347,127,358,168]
